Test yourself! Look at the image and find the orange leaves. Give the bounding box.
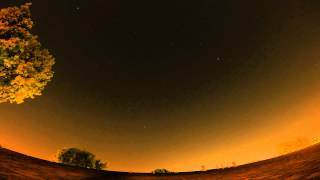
[0,3,55,104]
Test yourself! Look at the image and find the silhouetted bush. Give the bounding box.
[152,168,172,174]
[201,165,206,171]
[56,148,106,170]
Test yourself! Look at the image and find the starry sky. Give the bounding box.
[1,0,320,172]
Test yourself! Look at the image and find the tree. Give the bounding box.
[56,148,106,170]
[0,3,55,104]
[152,168,172,174]
[231,161,237,167]
[201,165,206,171]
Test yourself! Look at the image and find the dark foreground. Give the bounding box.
[1,144,320,180]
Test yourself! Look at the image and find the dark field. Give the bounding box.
[1,144,320,179]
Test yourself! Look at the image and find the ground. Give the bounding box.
[1,144,320,180]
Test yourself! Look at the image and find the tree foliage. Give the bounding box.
[56,148,106,170]
[152,168,172,174]
[0,3,55,104]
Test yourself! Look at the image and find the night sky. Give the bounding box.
[1,0,320,172]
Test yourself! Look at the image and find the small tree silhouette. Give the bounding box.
[56,148,106,170]
[152,168,171,174]
[201,165,206,171]
[231,161,237,167]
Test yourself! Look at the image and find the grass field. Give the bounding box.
[1,144,320,179]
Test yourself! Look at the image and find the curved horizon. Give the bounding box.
[1,0,320,172]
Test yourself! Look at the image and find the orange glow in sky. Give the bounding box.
[1,1,320,172]
[1,88,320,172]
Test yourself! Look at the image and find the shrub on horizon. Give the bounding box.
[56,148,106,170]
[152,168,172,174]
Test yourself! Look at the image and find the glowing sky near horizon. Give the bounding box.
[1,0,320,172]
